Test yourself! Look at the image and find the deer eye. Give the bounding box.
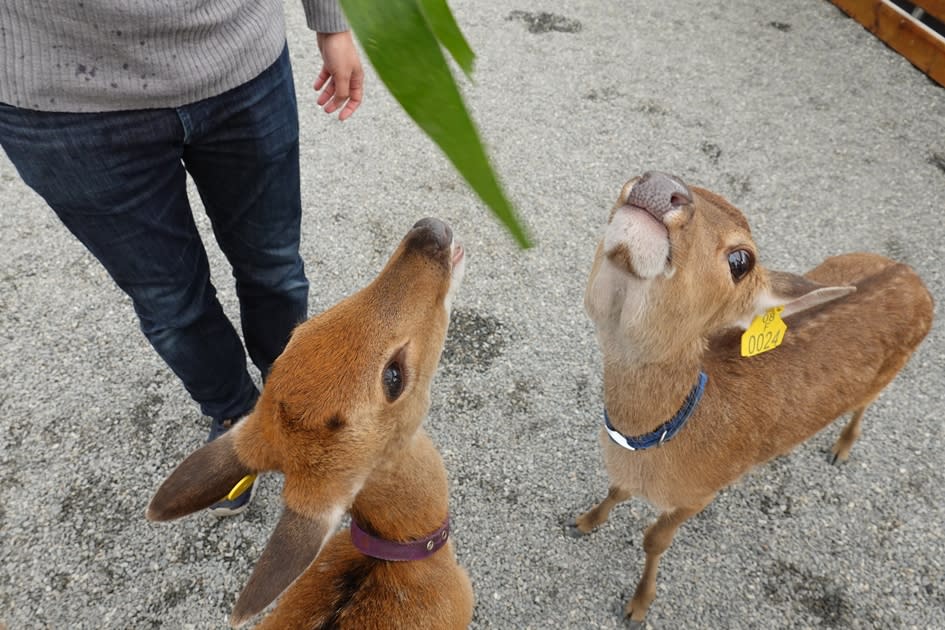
[382,362,405,401]
[727,249,754,281]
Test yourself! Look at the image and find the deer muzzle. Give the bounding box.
[626,171,693,222]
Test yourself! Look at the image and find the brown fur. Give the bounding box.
[147,219,474,629]
[573,176,934,623]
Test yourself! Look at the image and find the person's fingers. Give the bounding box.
[313,31,365,120]
[313,68,330,92]
[337,74,364,121]
[327,71,352,110]
[338,99,360,122]
[317,79,335,108]
[312,50,364,118]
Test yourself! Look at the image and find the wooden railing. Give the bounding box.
[829,0,945,86]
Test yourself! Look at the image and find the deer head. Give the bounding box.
[586,171,853,363]
[146,217,465,626]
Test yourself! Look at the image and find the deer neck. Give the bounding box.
[602,343,707,438]
[349,430,449,543]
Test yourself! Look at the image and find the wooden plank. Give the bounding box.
[829,0,945,87]
[877,1,945,84]
[831,0,877,25]
[912,0,945,25]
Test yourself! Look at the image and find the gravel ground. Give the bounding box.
[2,1,943,628]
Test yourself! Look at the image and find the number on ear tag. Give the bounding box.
[741,307,787,357]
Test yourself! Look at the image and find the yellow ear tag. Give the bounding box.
[226,474,257,501]
[741,307,787,357]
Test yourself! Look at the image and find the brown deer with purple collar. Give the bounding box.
[147,218,473,629]
[570,172,933,625]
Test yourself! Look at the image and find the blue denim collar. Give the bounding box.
[603,371,708,451]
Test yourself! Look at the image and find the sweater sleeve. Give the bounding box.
[301,0,349,32]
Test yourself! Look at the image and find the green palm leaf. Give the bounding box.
[340,0,531,248]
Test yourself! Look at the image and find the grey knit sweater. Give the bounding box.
[0,0,348,112]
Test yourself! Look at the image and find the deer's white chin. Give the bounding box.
[444,239,465,315]
[604,206,671,279]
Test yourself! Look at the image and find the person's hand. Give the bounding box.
[314,31,364,121]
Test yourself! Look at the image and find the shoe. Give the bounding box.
[207,416,237,442]
[207,473,257,517]
[206,417,257,517]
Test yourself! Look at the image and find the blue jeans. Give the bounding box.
[0,45,308,423]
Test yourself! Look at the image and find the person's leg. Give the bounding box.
[181,45,309,380]
[0,103,259,422]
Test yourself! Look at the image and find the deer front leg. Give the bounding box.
[567,485,632,537]
[626,494,715,623]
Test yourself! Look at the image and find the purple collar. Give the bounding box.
[350,517,451,562]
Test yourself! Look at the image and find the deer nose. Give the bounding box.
[408,217,453,253]
[626,171,693,220]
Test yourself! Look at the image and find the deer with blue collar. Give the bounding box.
[147,218,473,629]
[569,172,933,625]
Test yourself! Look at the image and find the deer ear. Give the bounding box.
[229,506,340,628]
[743,270,855,327]
[146,431,254,521]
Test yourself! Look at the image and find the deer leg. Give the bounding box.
[626,495,715,623]
[831,355,912,466]
[567,485,633,537]
[830,406,867,465]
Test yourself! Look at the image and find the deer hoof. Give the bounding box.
[565,519,588,538]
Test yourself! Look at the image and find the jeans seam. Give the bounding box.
[175,107,193,144]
